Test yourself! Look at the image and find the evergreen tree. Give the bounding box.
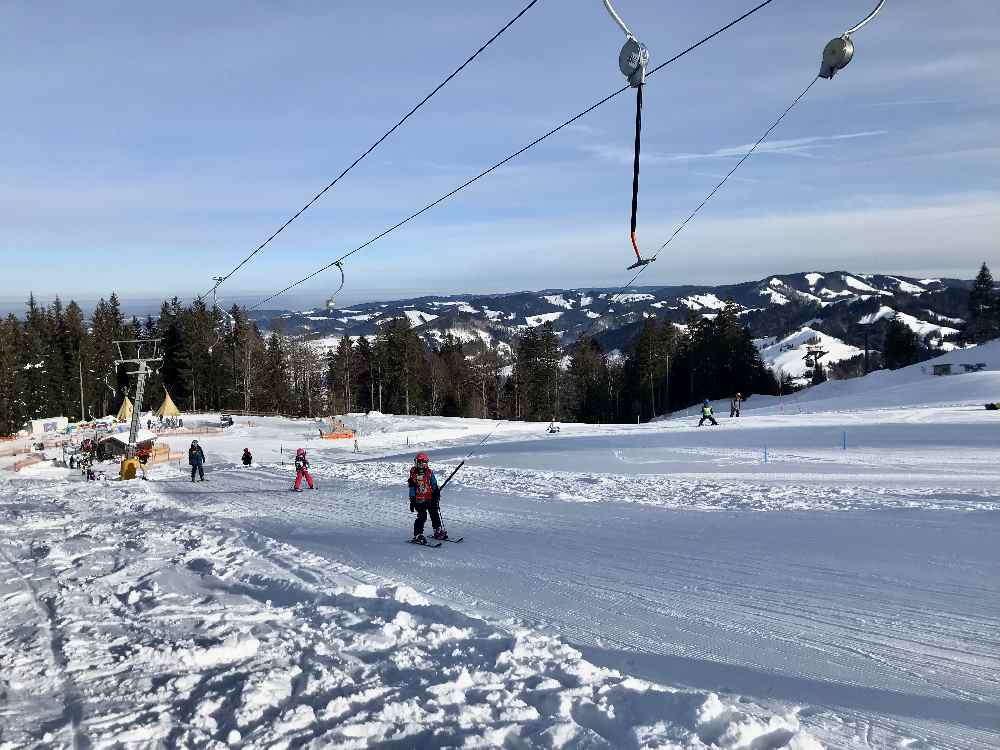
[0,315,26,434]
[20,294,56,419]
[566,337,612,423]
[258,332,292,413]
[883,315,922,369]
[966,262,998,343]
[63,301,89,422]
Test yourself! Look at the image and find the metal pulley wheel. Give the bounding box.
[619,36,650,87]
[819,36,854,79]
[819,0,885,79]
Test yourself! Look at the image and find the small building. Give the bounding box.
[25,417,69,436]
[97,430,157,460]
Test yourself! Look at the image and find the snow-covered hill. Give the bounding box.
[250,271,969,356]
[757,327,864,384]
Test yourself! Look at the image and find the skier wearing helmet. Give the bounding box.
[293,448,315,491]
[408,452,446,543]
[698,399,719,427]
[188,440,206,481]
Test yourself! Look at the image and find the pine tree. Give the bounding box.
[966,262,998,344]
[20,294,56,419]
[0,315,26,434]
[64,301,89,422]
[258,332,292,413]
[883,315,921,369]
[566,337,612,423]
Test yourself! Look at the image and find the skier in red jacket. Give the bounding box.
[408,452,446,543]
[293,448,315,491]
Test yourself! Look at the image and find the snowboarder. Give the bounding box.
[241,448,253,466]
[188,440,206,481]
[730,392,742,418]
[698,400,719,427]
[293,448,314,491]
[409,452,447,543]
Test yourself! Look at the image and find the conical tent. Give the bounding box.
[115,397,134,422]
[155,389,181,418]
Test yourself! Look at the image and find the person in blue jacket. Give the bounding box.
[188,440,206,481]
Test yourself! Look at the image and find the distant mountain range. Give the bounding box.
[249,271,972,379]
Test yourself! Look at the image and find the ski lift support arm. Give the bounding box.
[820,0,886,79]
[604,0,654,270]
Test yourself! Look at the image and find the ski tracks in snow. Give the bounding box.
[0,474,835,749]
[168,457,1000,750]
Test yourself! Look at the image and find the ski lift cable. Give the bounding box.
[199,0,544,301]
[248,0,781,310]
[845,0,886,35]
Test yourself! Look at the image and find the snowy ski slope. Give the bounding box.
[1,341,998,748]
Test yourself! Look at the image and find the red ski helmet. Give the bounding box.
[415,452,429,466]
[296,448,306,457]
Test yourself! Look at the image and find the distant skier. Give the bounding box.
[293,448,315,491]
[730,392,742,418]
[188,440,206,481]
[409,452,447,543]
[698,400,719,427]
[241,448,253,466]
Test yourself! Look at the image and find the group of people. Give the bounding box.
[698,392,743,427]
[149,416,184,431]
[186,441,315,492]
[187,440,447,543]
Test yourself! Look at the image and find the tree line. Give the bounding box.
[0,263,994,435]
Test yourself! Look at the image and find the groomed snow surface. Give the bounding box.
[2,343,999,749]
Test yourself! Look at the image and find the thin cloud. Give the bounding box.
[582,131,890,165]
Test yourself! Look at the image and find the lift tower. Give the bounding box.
[114,338,162,480]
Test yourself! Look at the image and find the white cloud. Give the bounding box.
[581,131,890,165]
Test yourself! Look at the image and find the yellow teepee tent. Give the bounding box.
[115,396,134,422]
[155,389,181,418]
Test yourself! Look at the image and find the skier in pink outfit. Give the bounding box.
[293,448,315,491]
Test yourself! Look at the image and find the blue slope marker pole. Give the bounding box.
[764,445,768,464]
[842,431,847,451]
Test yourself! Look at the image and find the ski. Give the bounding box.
[407,539,442,548]
[441,537,464,543]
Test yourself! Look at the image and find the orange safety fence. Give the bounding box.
[13,456,45,472]
[321,432,355,440]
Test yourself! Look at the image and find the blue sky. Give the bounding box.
[1,0,998,311]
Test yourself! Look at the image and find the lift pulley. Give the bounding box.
[819,0,886,79]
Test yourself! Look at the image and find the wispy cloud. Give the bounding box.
[581,131,890,165]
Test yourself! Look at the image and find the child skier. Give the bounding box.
[408,452,447,543]
[293,448,315,491]
[698,400,719,427]
[189,440,206,481]
[241,448,253,466]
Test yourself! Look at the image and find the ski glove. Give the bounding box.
[432,488,441,503]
